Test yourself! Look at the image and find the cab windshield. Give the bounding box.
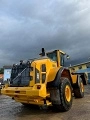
[46,51,57,61]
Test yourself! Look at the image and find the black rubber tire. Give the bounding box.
[73,76,84,98]
[53,77,73,112]
[80,73,88,85]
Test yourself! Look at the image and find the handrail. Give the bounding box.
[11,67,27,81]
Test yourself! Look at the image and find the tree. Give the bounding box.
[0,68,4,74]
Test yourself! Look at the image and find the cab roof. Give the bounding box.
[46,49,66,55]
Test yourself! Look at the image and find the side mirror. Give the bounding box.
[66,54,70,60]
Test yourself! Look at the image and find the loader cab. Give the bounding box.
[46,50,65,67]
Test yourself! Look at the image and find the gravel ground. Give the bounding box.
[0,85,90,120]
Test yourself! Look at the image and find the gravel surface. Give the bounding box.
[0,85,90,120]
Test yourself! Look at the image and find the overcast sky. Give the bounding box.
[0,0,90,67]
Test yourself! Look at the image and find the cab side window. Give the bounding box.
[60,53,64,66]
[47,51,57,61]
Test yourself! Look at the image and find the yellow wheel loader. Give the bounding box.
[1,48,85,112]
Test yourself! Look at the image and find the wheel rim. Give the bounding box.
[65,85,71,102]
[80,82,84,92]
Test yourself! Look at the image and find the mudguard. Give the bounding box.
[73,72,87,85]
[47,67,72,88]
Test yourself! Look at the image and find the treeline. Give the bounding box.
[0,68,4,74]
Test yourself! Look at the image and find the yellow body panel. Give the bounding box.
[1,83,50,105]
[71,74,77,84]
[47,67,60,82]
[31,58,58,83]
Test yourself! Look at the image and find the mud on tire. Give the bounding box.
[53,77,73,112]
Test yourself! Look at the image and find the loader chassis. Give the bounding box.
[1,49,85,112]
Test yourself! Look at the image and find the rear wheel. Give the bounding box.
[82,73,88,85]
[73,76,84,98]
[53,78,73,112]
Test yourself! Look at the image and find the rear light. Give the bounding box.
[37,85,41,89]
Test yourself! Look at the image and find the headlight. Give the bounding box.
[35,69,40,83]
[37,73,39,80]
[0,82,1,85]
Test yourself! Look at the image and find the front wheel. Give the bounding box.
[53,77,73,112]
